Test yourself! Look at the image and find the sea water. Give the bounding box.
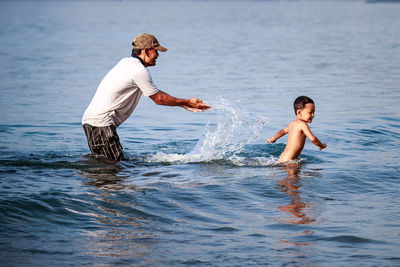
[0,1,400,266]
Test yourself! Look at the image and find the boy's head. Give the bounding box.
[294,96,314,114]
[294,96,315,123]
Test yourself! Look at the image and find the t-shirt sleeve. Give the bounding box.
[133,69,160,97]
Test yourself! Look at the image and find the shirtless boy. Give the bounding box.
[266,96,327,163]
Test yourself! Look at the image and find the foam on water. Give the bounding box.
[147,97,276,166]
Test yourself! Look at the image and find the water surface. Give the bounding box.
[0,1,399,266]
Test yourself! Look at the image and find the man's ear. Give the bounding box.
[139,49,147,57]
[296,109,302,116]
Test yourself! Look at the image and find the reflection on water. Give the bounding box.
[276,163,320,262]
[77,162,155,261]
[278,163,316,225]
[81,160,133,191]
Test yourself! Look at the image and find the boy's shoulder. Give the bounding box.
[290,119,309,130]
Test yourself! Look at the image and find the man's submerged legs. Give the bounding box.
[83,124,124,161]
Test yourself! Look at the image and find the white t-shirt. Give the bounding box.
[82,57,159,127]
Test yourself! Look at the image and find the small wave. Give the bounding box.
[321,235,386,244]
[146,97,270,166]
[208,226,239,232]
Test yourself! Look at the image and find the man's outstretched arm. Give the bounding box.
[149,90,211,112]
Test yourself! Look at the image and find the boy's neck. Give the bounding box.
[296,117,308,123]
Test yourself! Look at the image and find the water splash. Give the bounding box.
[147,97,275,166]
[187,97,267,160]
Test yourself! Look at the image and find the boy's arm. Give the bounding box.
[266,126,289,143]
[301,123,327,150]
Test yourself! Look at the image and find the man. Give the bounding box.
[82,33,210,161]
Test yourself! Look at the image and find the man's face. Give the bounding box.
[144,49,159,67]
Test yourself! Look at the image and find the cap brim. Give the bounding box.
[155,45,167,52]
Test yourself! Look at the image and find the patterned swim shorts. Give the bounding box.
[82,124,124,161]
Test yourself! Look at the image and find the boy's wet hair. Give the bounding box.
[294,96,314,114]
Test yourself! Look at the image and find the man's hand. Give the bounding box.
[266,138,275,143]
[184,98,211,112]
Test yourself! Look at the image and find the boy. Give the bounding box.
[267,96,327,163]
